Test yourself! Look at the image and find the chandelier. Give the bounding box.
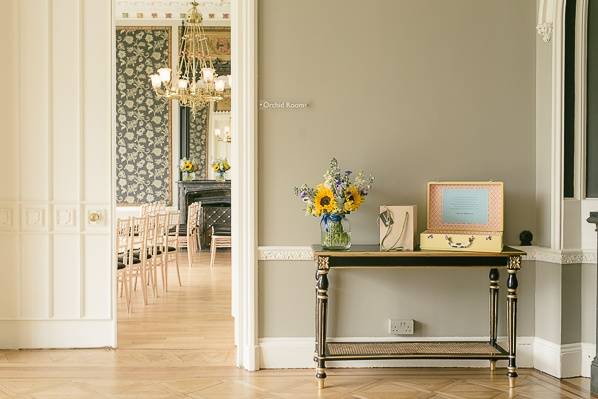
[149,1,230,114]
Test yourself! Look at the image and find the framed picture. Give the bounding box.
[204,27,231,61]
[214,96,231,112]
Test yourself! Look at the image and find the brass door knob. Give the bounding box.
[88,211,102,224]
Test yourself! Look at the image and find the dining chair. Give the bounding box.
[154,212,169,293]
[209,224,231,269]
[116,217,148,312]
[130,216,150,305]
[163,211,182,289]
[145,214,162,298]
[140,203,152,217]
[116,217,133,311]
[184,202,202,268]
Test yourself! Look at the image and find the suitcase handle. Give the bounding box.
[445,235,475,249]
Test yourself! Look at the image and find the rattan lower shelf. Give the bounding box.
[324,341,509,361]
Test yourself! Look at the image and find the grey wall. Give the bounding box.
[260,260,535,338]
[582,263,597,344]
[258,0,537,338]
[561,264,582,344]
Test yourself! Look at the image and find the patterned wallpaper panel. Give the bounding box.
[116,27,172,205]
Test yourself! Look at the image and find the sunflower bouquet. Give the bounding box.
[212,158,231,181]
[294,158,374,250]
[179,158,198,181]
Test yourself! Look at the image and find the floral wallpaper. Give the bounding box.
[116,27,172,205]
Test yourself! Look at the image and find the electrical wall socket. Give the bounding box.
[389,319,414,335]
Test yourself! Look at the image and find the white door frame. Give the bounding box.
[231,0,259,371]
[110,0,260,370]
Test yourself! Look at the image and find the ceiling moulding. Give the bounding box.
[116,0,230,22]
[537,0,555,43]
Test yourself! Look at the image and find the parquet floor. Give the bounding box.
[0,251,595,398]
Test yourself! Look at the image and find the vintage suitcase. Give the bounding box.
[419,181,504,253]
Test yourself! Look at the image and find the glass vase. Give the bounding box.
[215,171,226,182]
[182,171,195,181]
[320,214,351,250]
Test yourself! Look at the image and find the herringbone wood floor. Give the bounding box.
[0,251,594,398]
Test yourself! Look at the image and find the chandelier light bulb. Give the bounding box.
[215,128,222,139]
[215,79,226,92]
[201,67,215,82]
[150,74,162,89]
[178,79,189,89]
[158,67,172,82]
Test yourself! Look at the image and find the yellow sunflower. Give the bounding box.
[313,184,337,216]
[343,185,363,213]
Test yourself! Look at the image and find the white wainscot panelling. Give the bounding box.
[83,234,112,320]
[82,0,111,204]
[0,203,17,232]
[20,234,50,319]
[19,0,49,203]
[20,205,49,232]
[52,0,80,202]
[53,235,81,318]
[54,205,79,232]
[0,0,114,348]
[0,233,19,318]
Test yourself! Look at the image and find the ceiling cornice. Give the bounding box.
[116,0,230,22]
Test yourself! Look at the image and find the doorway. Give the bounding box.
[111,0,257,369]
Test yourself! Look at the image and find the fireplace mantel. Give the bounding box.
[178,180,231,248]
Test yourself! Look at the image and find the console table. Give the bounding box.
[312,245,525,389]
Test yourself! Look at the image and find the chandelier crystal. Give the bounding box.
[150,1,230,114]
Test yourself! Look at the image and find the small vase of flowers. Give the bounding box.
[180,158,198,181]
[212,158,231,182]
[294,158,374,250]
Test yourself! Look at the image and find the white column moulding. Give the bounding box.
[231,0,259,371]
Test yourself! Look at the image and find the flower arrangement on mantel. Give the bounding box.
[179,158,199,181]
[294,158,374,250]
[212,158,231,182]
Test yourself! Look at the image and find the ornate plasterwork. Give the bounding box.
[258,245,598,265]
[515,246,597,265]
[257,246,314,261]
[536,0,555,43]
[116,0,230,22]
[537,22,554,43]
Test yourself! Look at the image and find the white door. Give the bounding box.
[0,0,115,348]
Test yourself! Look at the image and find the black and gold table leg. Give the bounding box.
[507,256,521,387]
[489,267,499,372]
[315,256,330,389]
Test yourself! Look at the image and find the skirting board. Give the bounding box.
[0,320,116,349]
[533,338,596,378]
[259,336,534,370]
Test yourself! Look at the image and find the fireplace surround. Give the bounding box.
[177,180,231,249]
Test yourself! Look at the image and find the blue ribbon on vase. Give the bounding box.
[322,213,343,232]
